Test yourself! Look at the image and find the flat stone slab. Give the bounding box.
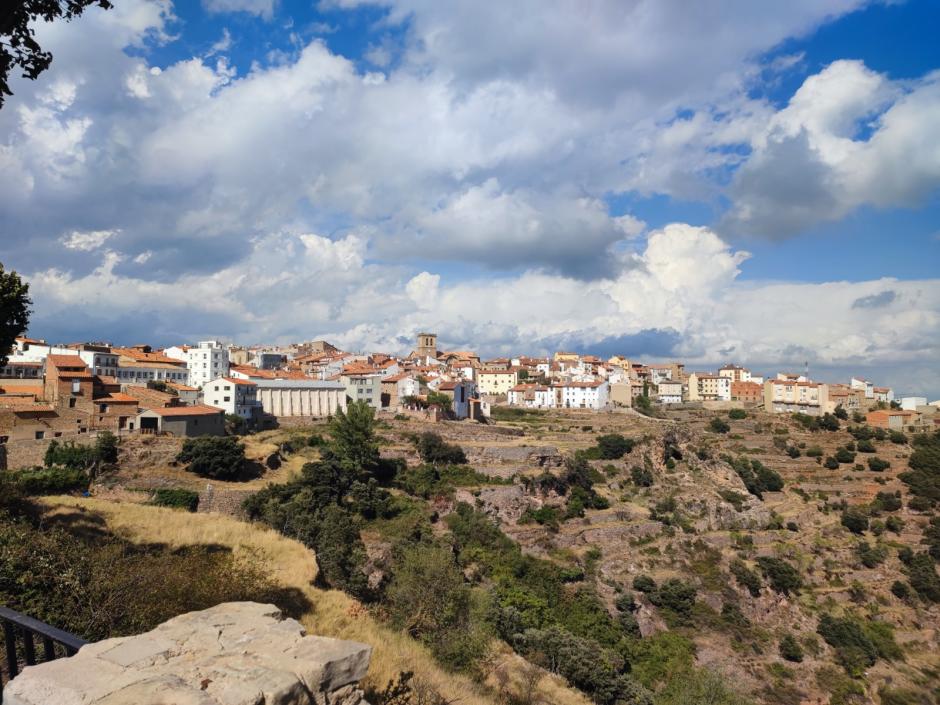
[4,602,372,705]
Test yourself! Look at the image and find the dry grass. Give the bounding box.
[40,496,589,705]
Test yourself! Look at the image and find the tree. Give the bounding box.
[0,263,31,365]
[596,433,634,459]
[755,556,802,595]
[426,390,452,411]
[834,405,848,421]
[709,417,730,434]
[329,400,380,472]
[415,432,467,465]
[779,633,804,662]
[840,508,869,535]
[1,1,112,109]
[177,436,247,480]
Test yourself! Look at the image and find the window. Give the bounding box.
[35,431,44,440]
[224,396,230,402]
[68,397,76,408]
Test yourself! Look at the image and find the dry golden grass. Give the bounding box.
[40,496,590,705]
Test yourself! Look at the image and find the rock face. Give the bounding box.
[4,602,372,705]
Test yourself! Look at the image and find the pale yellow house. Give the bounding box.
[477,368,520,395]
[764,379,829,415]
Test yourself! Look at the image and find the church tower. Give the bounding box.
[416,332,437,360]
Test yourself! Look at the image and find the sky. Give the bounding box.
[0,0,938,397]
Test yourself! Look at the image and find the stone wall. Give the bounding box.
[0,432,102,471]
[3,602,373,705]
[197,485,257,517]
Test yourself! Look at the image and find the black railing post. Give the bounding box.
[0,606,89,703]
[2,621,17,679]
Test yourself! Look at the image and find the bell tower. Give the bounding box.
[416,332,437,360]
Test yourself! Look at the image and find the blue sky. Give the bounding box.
[0,0,938,397]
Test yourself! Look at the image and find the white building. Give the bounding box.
[254,379,347,417]
[554,380,609,410]
[900,397,927,411]
[165,341,230,389]
[508,383,555,409]
[850,377,875,399]
[203,377,263,420]
[719,364,752,383]
[9,339,119,377]
[874,386,894,403]
[687,373,732,401]
[657,379,684,404]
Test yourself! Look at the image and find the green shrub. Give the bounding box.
[885,515,904,533]
[805,446,824,458]
[177,436,247,480]
[856,541,888,568]
[728,408,747,420]
[13,466,89,494]
[817,614,878,676]
[633,574,656,593]
[709,418,730,434]
[729,456,783,499]
[150,488,199,511]
[648,578,697,622]
[595,433,634,459]
[871,491,901,512]
[856,439,876,453]
[386,542,489,671]
[414,432,467,465]
[890,581,910,600]
[868,457,891,472]
[899,431,940,505]
[834,448,856,464]
[779,633,804,662]
[840,508,869,535]
[907,552,940,602]
[755,556,802,595]
[786,446,801,458]
[730,558,763,597]
[631,465,654,487]
[889,431,907,444]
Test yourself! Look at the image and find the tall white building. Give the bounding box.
[165,341,230,389]
[203,376,263,421]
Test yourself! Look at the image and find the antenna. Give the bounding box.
[804,360,809,381]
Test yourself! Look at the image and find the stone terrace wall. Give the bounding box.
[1,432,102,471]
[4,602,373,705]
[197,485,257,517]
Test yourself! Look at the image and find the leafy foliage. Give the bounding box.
[906,552,940,602]
[12,465,88,494]
[755,556,802,595]
[0,1,113,110]
[728,408,747,420]
[177,436,247,480]
[150,488,199,512]
[727,456,783,499]
[0,512,291,642]
[899,431,940,507]
[779,633,804,662]
[840,508,869,535]
[595,433,635,459]
[0,262,31,365]
[730,558,762,597]
[709,417,731,434]
[414,432,467,465]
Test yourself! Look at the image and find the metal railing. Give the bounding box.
[0,607,88,703]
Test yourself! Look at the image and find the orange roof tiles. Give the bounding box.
[46,354,87,369]
[148,404,222,417]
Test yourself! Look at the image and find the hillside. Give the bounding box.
[14,406,940,705]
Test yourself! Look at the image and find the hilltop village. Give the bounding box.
[0,331,936,451]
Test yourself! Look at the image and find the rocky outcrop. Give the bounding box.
[4,602,372,705]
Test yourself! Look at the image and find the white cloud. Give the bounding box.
[61,229,118,251]
[1,0,938,395]
[727,61,940,236]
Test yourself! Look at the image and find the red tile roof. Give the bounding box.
[46,354,87,369]
[147,404,222,417]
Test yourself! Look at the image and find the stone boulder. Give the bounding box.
[4,602,372,705]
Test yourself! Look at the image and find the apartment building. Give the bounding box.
[764,379,829,415]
